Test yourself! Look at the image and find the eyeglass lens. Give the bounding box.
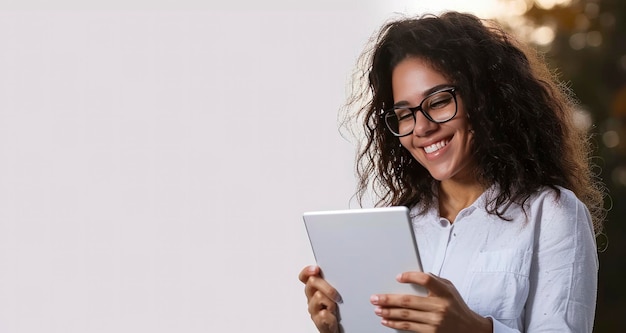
[384,90,456,136]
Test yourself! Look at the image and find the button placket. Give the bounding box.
[429,219,455,275]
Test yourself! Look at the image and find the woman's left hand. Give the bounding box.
[370,272,492,333]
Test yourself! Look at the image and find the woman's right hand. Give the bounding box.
[298,265,340,333]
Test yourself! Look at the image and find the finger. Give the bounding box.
[397,271,453,297]
[312,309,339,333]
[308,290,338,316]
[380,317,431,333]
[298,265,319,283]
[305,275,341,303]
[375,305,440,326]
[370,293,439,312]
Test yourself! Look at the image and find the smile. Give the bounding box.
[424,139,450,154]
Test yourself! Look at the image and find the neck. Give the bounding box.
[438,178,486,223]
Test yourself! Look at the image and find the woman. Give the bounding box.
[299,11,605,333]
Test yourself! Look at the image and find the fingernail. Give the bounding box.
[308,265,317,273]
[370,295,379,305]
[334,293,343,304]
[374,306,382,315]
[396,273,402,281]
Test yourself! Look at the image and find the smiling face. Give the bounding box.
[392,57,475,183]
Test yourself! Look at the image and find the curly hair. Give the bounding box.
[341,11,606,235]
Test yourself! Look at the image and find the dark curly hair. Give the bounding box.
[341,11,606,234]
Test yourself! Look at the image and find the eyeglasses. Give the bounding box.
[383,87,458,137]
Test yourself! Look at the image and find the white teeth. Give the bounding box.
[424,140,449,154]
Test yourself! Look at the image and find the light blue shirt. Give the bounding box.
[411,186,598,332]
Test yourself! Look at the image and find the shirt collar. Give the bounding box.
[410,183,498,224]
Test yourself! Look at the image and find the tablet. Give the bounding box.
[303,206,426,333]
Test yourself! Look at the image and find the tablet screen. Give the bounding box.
[303,206,426,333]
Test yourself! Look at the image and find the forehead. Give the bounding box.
[391,57,449,103]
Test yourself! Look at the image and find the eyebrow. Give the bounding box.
[393,84,454,108]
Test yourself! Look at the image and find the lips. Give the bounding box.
[423,139,450,154]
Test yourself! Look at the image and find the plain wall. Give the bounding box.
[0,2,494,332]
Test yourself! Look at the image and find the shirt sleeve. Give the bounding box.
[523,190,598,332]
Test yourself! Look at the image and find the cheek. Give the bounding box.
[398,138,424,165]
[398,137,411,149]
[464,131,475,149]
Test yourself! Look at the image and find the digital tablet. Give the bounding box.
[303,206,426,333]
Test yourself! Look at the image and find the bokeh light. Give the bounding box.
[532,25,556,45]
[611,166,626,187]
[535,0,573,10]
[573,108,593,131]
[602,130,620,148]
[586,31,603,47]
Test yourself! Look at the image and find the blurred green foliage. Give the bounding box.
[496,0,625,331]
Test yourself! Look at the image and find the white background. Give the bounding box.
[0,1,495,332]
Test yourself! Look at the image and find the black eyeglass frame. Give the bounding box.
[382,87,458,137]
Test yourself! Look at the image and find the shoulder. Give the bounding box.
[526,186,596,254]
[526,186,590,222]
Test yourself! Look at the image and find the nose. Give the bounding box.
[412,111,438,137]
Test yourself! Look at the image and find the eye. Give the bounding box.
[426,94,453,110]
[395,108,413,121]
[428,94,452,109]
